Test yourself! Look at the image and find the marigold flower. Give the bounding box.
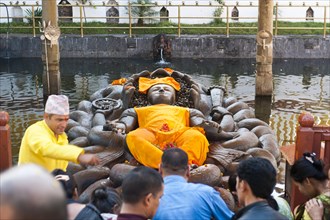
[160,123,170,132]
[111,78,127,85]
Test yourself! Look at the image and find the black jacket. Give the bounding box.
[232,201,289,220]
[75,203,103,220]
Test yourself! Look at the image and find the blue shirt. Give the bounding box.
[153,175,234,220]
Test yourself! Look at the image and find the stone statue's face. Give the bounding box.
[147,84,176,105]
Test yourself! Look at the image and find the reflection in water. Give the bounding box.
[302,66,312,89]
[0,58,329,163]
[255,95,272,124]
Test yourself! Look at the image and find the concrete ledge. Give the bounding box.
[0,34,329,59]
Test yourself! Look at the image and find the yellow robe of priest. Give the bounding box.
[18,120,84,171]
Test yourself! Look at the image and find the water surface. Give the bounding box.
[0,58,329,164]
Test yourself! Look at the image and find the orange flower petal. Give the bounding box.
[111,78,127,85]
[164,68,174,74]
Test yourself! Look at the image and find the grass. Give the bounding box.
[0,20,329,36]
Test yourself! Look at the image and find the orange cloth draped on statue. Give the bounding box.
[138,77,181,94]
[126,104,209,168]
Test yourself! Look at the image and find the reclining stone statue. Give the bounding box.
[67,68,280,180]
[103,76,226,168]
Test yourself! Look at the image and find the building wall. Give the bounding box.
[1,34,329,58]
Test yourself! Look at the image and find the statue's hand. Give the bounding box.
[171,70,185,79]
[90,85,123,101]
[121,83,136,109]
[103,122,126,135]
[130,70,150,81]
[190,84,212,115]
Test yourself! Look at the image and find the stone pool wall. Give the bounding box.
[0,34,329,59]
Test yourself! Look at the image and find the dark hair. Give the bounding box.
[46,113,55,119]
[237,157,276,199]
[51,169,76,199]
[228,174,237,193]
[121,166,163,204]
[90,186,122,213]
[228,174,240,208]
[290,152,328,183]
[161,148,188,174]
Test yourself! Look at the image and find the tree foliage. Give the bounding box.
[129,0,158,26]
[213,0,224,24]
[24,7,42,24]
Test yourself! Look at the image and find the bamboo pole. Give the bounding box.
[42,0,61,104]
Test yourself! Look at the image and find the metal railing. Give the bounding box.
[0,2,329,38]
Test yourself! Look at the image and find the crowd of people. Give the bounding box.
[1,81,329,220]
[1,147,329,220]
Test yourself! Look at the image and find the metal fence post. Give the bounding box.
[129,2,132,38]
[32,5,36,37]
[226,5,229,37]
[80,5,84,37]
[178,5,181,37]
[323,6,327,38]
[275,2,278,36]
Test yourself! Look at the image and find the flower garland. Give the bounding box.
[158,123,178,150]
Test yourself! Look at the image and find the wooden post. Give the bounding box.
[322,133,330,166]
[287,113,314,210]
[256,0,273,96]
[42,0,61,104]
[295,112,316,160]
[0,111,12,172]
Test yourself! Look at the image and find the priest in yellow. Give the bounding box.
[18,95,100,171]
[115,77,213,169]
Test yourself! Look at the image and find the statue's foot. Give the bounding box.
[127,157,141,166]
[124,152,142,166]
